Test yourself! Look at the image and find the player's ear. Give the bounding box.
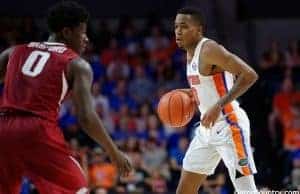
[197,25,203,35]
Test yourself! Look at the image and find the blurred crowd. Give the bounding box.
[0,16,299,193]
[254,40,300,190]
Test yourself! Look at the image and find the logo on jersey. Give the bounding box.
[192,62,197,71]
[238,158,248,166]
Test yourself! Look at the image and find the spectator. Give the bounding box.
[291,154,300,190]
[281,99,300,151]
[106,58,130,80]
[112,104,137,136]
[144,25,169,52]
[268,77,300,141]
[88,148,118,190]
[169,137,189,190]
[92,82,114,132]
[135,103,152,138]
[147,169,168,193]
[91,187,108,194]
[100,38,127,66]
[119,151,150,192]
[285,40,300,67]
[142,138,169,179]
[269,40,284,65]
[202,174,228,194]
[129,65,155,104]
[109,79,136,112]
[146,114,166,142]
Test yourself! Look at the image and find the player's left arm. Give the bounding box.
[200,41,258,128]
[202,40,258,108]
[0,47,14,82]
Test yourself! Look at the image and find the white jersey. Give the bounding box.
[186,37,240,120]
[183,38,257,182]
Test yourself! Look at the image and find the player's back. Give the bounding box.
[0,42,78,122]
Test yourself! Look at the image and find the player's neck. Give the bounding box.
[186,36,203,57]
[47,34,66,45]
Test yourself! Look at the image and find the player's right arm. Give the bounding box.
[68,57,132,176]
[0,47,14,82]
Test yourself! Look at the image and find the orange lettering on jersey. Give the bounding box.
[187,75,200,85]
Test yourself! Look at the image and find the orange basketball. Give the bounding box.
[157,90,195,127]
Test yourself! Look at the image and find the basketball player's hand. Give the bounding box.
[201,103,222,128]
[175,89,196,104]
[110,150,133,177]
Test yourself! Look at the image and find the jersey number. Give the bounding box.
[21,51,50,77]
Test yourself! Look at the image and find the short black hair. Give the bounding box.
[177,7,204,26]
[47,1,89,33]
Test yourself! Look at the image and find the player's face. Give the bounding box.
[64,22,89,54]
[175,14,201,49]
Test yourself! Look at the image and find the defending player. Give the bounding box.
[0,1,131,193]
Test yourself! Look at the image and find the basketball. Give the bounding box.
[157,90,195,127]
